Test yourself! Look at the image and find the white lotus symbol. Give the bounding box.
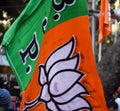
[39,36,92,111]
[23,36,92,111]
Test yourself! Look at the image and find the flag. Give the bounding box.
[98,0,111,43]
[2,0,108,111]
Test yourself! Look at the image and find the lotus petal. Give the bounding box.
[53,83,87,103]
[49,70,82,95]
[40,84,50,101]
[47,101,58,111]
[39,66,47,85]
[58,97,91,110]
[48,55,79,81]
[45,37,75,72]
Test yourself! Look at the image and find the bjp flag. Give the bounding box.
[2,0,108,111]
[98,0,111,43]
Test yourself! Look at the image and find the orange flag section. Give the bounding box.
[98,0,111,43]
[20,16,108,111]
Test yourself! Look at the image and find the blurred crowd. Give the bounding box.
[0,76,21,111]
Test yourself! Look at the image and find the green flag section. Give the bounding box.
[2,0,108,111]
[2,0,88,91]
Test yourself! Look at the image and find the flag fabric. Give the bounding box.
[98,0,111,43]
[2,0,108,111]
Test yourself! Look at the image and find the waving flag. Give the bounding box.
[98,0,111,43]
[2,0,108,111]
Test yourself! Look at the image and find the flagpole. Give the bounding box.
[98,43,102,62]
[91,0,96,58]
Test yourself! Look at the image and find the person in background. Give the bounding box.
[114,86,120,111]
[0,77,14,111]
[107,99,118,111]
[8,76,20,111]
[107,84,120,111]
[0,88,14,111]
